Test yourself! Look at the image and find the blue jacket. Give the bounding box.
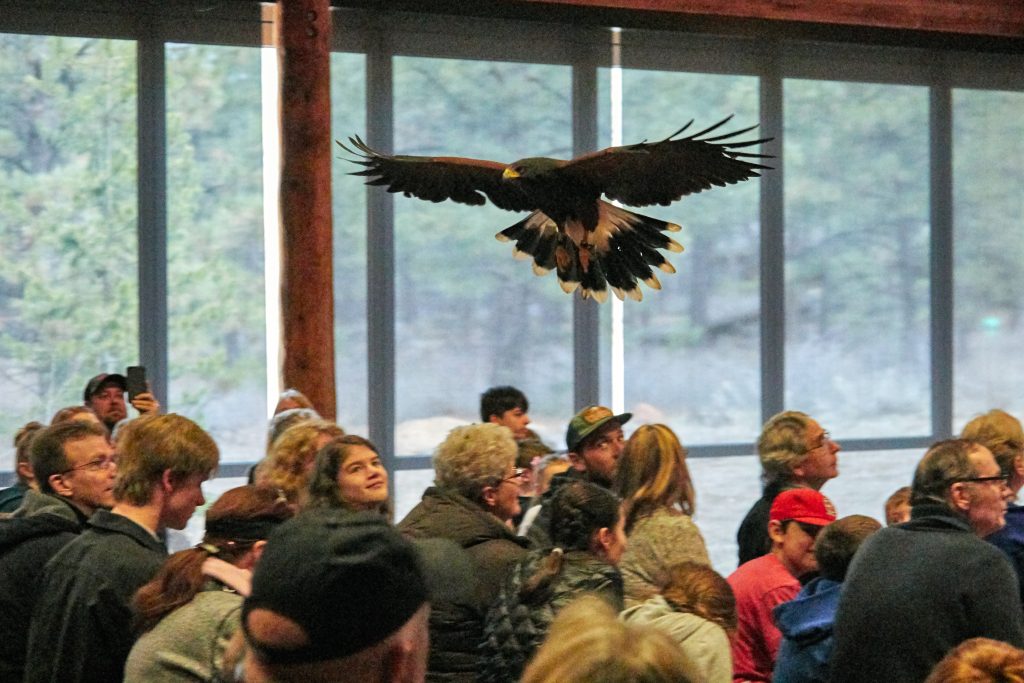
[772,577,841,683]
[987,502,1024,600]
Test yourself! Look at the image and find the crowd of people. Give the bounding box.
[3,376,1024,682]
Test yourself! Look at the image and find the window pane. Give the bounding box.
[599,68,762,443]
[953,89,1024,427]
[392,57,574,454]
[166,44,266,463]
[331,52,369,436]
[784,80,930,437]
[0,34,138,456]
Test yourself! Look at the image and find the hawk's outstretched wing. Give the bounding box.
[338,136,535,212]
[558,116,772,207]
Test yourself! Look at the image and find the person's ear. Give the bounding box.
[949,482,971,512]
[768,519,786,544]
[1013,455,1024,479]
[487,415,501,426]
[592,526,614,557]
[161,469,176,494]
[49,472,73,498]
[481,485,498,509]
[17,460,34,484]
[246,540,268,568]
[567,451,586,472]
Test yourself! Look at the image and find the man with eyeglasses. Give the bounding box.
[0,420,115,681]
[728,488,837,683]
[830,439,1024,683]
[24,413,219,683]
[519,405,631,547]
[737,410,841,565]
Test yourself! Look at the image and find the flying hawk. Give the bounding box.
[340,117,771,302]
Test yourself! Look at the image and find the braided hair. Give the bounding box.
[520,480,620,605]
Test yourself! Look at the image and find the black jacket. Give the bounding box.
[478,549,623,683]
[23,509,167,683]
[736,482,786,565]
[0,491,88,681]
[398,487,531,683]
[830,503,1024,683]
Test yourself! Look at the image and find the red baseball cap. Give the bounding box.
[769,488,837,526]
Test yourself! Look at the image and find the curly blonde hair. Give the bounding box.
[257,419,344,503]
[433,423,516,503]
[925,637,1024,683]
[961,409,1024,476]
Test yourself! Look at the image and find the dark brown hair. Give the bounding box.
[305,435,391,517]
[132,485,293,633]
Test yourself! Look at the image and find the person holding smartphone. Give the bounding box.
[82,368,161,433]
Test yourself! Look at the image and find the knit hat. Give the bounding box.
[242,511,469,664]
[769,488,837,526]
[565,405,632,452]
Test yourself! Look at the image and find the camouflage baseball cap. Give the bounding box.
[566,405,632,452]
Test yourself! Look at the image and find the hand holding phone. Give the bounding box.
[126,366,147,401]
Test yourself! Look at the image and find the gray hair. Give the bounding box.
[433,423,516,503]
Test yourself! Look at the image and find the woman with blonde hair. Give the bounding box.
[305,435,390,517]
[521,595,694,683]
[254,419,344,505]
[398,423,531,682]
[614,423,710,606]
[622,561,736,683]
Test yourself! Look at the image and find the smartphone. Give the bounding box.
[126,366,147,400]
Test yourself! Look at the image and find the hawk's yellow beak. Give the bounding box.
[502,167,520,180]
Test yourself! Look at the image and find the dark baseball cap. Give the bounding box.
[83,373,127,402]
[566,405,632,452]
[242,510,472,665]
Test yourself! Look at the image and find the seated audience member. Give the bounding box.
[884,485,912,525]
[398,423,531,682]
[479,480,626,683]
[50,405,103,426]
[82,372,161,433]
[0,421,114,681]
[522,405,631,546]
[273,387,315,415]
[254,418,344,505]
[925,637,1024,683]
[831,439,1024,683]
[481,385,553,525]
[24,413,219,683]
[773,514,882,683]
[737,411,840,565]
[520,595,695,683]
[622,561,737,683]
[0,421,44,512]
[615,423,711,606]
[239,512,434,683]
[962,409,1024,595]
[124,485,294,683]
[729,488,837,683]
[305,434,390,516]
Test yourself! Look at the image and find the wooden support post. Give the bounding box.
[277,0,337,419]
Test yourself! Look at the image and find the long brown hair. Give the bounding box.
[615,424,696,534]
[132,485,293,633]
[660,562,737,634]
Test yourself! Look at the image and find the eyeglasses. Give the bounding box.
[954,474,1009,486]
[501,467,526,484]
[63,456,117,474]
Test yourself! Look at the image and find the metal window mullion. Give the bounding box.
[365,34,396,472]
[930,70,954,439]
[759,46,785,423]
[137,25,168,410]
[571,40,600,410]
